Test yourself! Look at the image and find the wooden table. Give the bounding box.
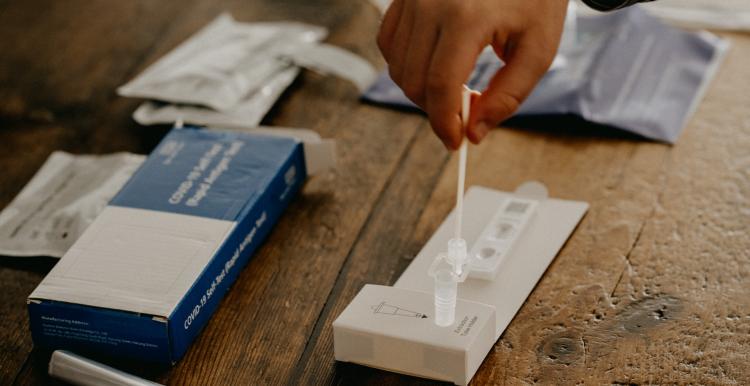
[1,1,748,385]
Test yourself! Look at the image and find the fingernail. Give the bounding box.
[441,134,460,150]
[475,122,490,142]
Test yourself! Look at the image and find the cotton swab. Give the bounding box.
[454,87,471,241]
[435,87,473,327]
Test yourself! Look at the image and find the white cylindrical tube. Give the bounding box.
[49,350,163,386]
[434,268,457,327]
[447,238,468,275]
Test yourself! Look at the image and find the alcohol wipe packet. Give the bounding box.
[118,13,328,112]
[279,43,377,92]
[132,65,301,129]
[0,152,145,258]
[131,42,377,129]
[362,7,728,143]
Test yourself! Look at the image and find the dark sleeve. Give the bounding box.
[580,0,654,11]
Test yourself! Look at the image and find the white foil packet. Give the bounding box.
[131,43,376,128]
[280,43,377,92]
[117,13,328,111]
[0,151,144,258]
[132,65,300,128]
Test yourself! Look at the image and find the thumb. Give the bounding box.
[467,34,552,143]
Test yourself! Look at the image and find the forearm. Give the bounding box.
[581,0,653,12]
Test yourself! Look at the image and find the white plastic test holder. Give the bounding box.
[333,90,589,385]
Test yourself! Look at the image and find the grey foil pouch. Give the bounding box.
[362,7,728,143]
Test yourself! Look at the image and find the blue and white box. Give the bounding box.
[27,126,334,363]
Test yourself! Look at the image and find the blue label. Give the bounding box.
[167,133,307,361]
[28,301,171,363]
[111,128,301,221]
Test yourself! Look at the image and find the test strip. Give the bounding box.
[468,197,538,280]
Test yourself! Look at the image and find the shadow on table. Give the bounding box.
[0,255,57,275]
[503,114,659,144]
[359,98,663,144]
[334,361,450,385]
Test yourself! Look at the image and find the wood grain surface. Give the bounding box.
[0,1,748,385]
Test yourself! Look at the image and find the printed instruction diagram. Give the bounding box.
[371,301,428,319]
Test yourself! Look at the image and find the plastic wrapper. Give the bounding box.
[0,151,144,258]
[132,65,300,128]
[280,42,377,92]
[118,13,328,111]
[122,13,375,130]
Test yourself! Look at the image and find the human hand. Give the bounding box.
[377,0,568,149]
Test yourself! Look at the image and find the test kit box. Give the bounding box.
[27,126,327,363]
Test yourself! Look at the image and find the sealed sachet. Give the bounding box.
[0,152,144,258]
[362,7,728,143]
[132,65,301,128]
[120,13,376,130]
[118,13,328,112]
[131,42,378,129]
[279,43,377,92]
[517,7,728,143]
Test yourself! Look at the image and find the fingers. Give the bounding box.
[424,25,483,150]
[399,12,439,107]
[377,0,404,55]
[385,1,415,85]
[378,1,480,150]
[467,32,553,143]
[377,0,555,149]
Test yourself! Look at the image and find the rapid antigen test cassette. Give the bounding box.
[333,184,588,385]
[335,88,587,384]
[28,126,333,363]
